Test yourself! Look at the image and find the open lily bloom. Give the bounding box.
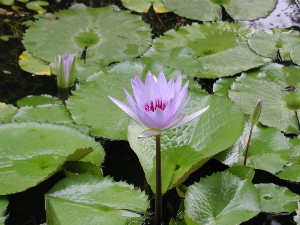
[109,71,210,137]
[56,53,76,88]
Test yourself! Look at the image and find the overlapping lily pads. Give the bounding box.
[248,28,300,61]
[215,122,291,174]
[163,0,276,21]
[141,22,268,78]
[128,92,245,193]
[45,174,148,225]
[229,63,300,134]
[0,122,100,194]
[0,196,8,225]
[22,4,152,65]
[184,171,260,225]
[121,0,169,13]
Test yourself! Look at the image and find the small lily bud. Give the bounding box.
[250,99,262,125]
[56,54,76,88]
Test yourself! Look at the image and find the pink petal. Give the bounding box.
[108,96,142,124]
[172,105,210,129]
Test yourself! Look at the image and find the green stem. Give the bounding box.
[155,134,162,225]
[244,125,254,166]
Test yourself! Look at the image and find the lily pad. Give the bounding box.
[45,174,149,225]
[0,196,8,225]
[0,122,99,194]
[248,28,300,61]
[121,0,169,13]
[12,104,74,125]
[290,45,300,66]
[0,103,17,123]
[17,95,61,107]
[184,171,260,225]
[128,92,245,193]
[229,63,300,134]
[22,4,152,65]
[19,51,51,75]
[255,183,300,213]
[163,0,276,21]
[141,22,267,78]
[215,122,291,174]
[213,77,235,96]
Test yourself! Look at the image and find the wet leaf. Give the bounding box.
[121,0,169,13]
[0,196,8,224]
[0,103,17,123]
[163,0,276,21]
[255,183,300,213]
[45,174,148,225]
[141,22,267,78]
[229,63,300,134]
[0,122,100,194]
[22,4,152,66]
[184,171,260,225]
[19,50,51,75]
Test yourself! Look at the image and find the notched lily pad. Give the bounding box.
[19,51,51,75]
[22,4,152,65]
[163,0,276,21]
[141,22,267,78]
[255,183,300,213]
[184,171,260,225]
[229,63,300,134]
[248,28,300,61]
[0,122,100,194]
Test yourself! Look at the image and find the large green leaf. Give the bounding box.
[45,174,149,225]
[229,63,300,134]
[22,4,152,65]
[67,60,184,140]
[184,171,260,225]
[141,22,267,78]
[0,122,100,194]
[215,122,291,174]
[163,0,276,21]
[0,196,8,225]
[255,183,300,213]
[121,0,169,13]
[128,92,245,193]
[0,103,17,123]
[248,28,300,61]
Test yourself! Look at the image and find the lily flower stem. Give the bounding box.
[244,124,254,166]
[155,134,162,225]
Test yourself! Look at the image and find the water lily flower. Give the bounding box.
[56,53,76,88]
[108,71,210,137]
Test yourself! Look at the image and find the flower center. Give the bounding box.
[144,100,167,112]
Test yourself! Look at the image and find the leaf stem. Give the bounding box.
[155,134,162,225]
[244,125,254,166]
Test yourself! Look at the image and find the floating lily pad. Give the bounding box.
[184,171,260,225]
[294,202,300,224]
[248,28,300,61]
[128,92,245,193]
[215,122,291,174]
[255,183,300,213]
[0,103,17,123]
[163,0,276,21]
[45,174,148,225]
[290,45,300,66]
[12,104,74,125]
[121,0,169,13]
[141,22,267,78]
[213,77,236,96]
[17,95,61,107]
[19,51,51,75]
[0,196,8,224]
[0,122,99,194]
[22,4,152,65]
[229,63,300,134]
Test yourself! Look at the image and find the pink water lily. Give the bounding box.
[109,71,209,137]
